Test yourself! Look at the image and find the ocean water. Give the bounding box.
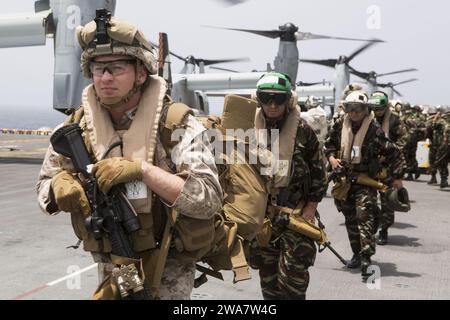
[0,107,66,130]
[0,99,226,131]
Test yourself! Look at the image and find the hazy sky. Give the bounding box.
[0,0,449,110]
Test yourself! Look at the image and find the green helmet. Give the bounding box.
[256,72,292,92]
[369,91,389,111]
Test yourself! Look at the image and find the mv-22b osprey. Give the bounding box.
[0,0,380,114]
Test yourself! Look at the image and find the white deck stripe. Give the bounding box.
[46,263,98,286]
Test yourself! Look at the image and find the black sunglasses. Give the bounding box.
[370,104,387,112]
[344,103,366,113]
[257,91,290,105]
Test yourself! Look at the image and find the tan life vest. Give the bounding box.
[380,108,392,137]
[254,104,301,188]
[340,112,375,164]
[62,75,167,253]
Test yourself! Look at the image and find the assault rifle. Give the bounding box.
[328,160,388,192]
[50,123,152,300]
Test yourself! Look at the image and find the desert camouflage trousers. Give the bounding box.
[92,250,195,300]
[249,228,316,300]
[335,185,377,258]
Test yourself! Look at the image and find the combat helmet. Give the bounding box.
[402,102,412,113]
[386,187,411,212]
[439,105,450,114]
[368,91,389,112]
[342,90,369,113]
[305,96,320,109]
[256,72,295,109]
[427,106,438,115]
[76,9,157,109]
[343,83,364,99]
[413,105,423,114]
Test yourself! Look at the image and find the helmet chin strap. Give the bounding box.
[96,80,142,110]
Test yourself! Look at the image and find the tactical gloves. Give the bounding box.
[92,157,143,194]
[51,171,90,215]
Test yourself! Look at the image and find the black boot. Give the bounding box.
[440,179,449,189]
[361,256,372,276]
[377,230,388,245]
[405,173,414,181]
[346,254,361,269]
[414,170,421,180]
[428,175,437,185]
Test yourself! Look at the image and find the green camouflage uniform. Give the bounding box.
[374,112,405,232]
[250,119,327,300]
[426,113,440,178]
[400,110,426,177]
[434,113,450,185]
[325,117,404,258]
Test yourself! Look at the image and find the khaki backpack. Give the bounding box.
[160,95,269,285]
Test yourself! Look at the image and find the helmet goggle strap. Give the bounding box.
[344,102,367,113]
[371,104,387,112]
[257,91,291,106]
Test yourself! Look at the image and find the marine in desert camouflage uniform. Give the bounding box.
[36,13,222,300]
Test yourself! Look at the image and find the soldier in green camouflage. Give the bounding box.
[325,90,405,275]
[401,104,427,180]
[434,106,450,188]
[249,72,327,299]
[426,106,440,185]
[369,91,406,245]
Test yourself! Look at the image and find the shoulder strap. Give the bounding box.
[64,106,85,125]
[160,102,194,156]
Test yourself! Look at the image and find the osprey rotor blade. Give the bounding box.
[203,25,283,39]
[393,88,403,97]
[217,0,248,6]
[348,66,371,80]
[195,57,250,66]
[347,40,381,63]
[297,81,323,86]
[377,68,418,77]
[209,66,239,73]
[295,32,384,42]
[299,58,337,68]
[393,78,418,86]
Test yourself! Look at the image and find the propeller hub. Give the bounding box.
[279,22,298,41]
[337,55,347,64]
[186,55,196,64]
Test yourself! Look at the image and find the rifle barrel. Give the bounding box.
[324,242,347,266]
